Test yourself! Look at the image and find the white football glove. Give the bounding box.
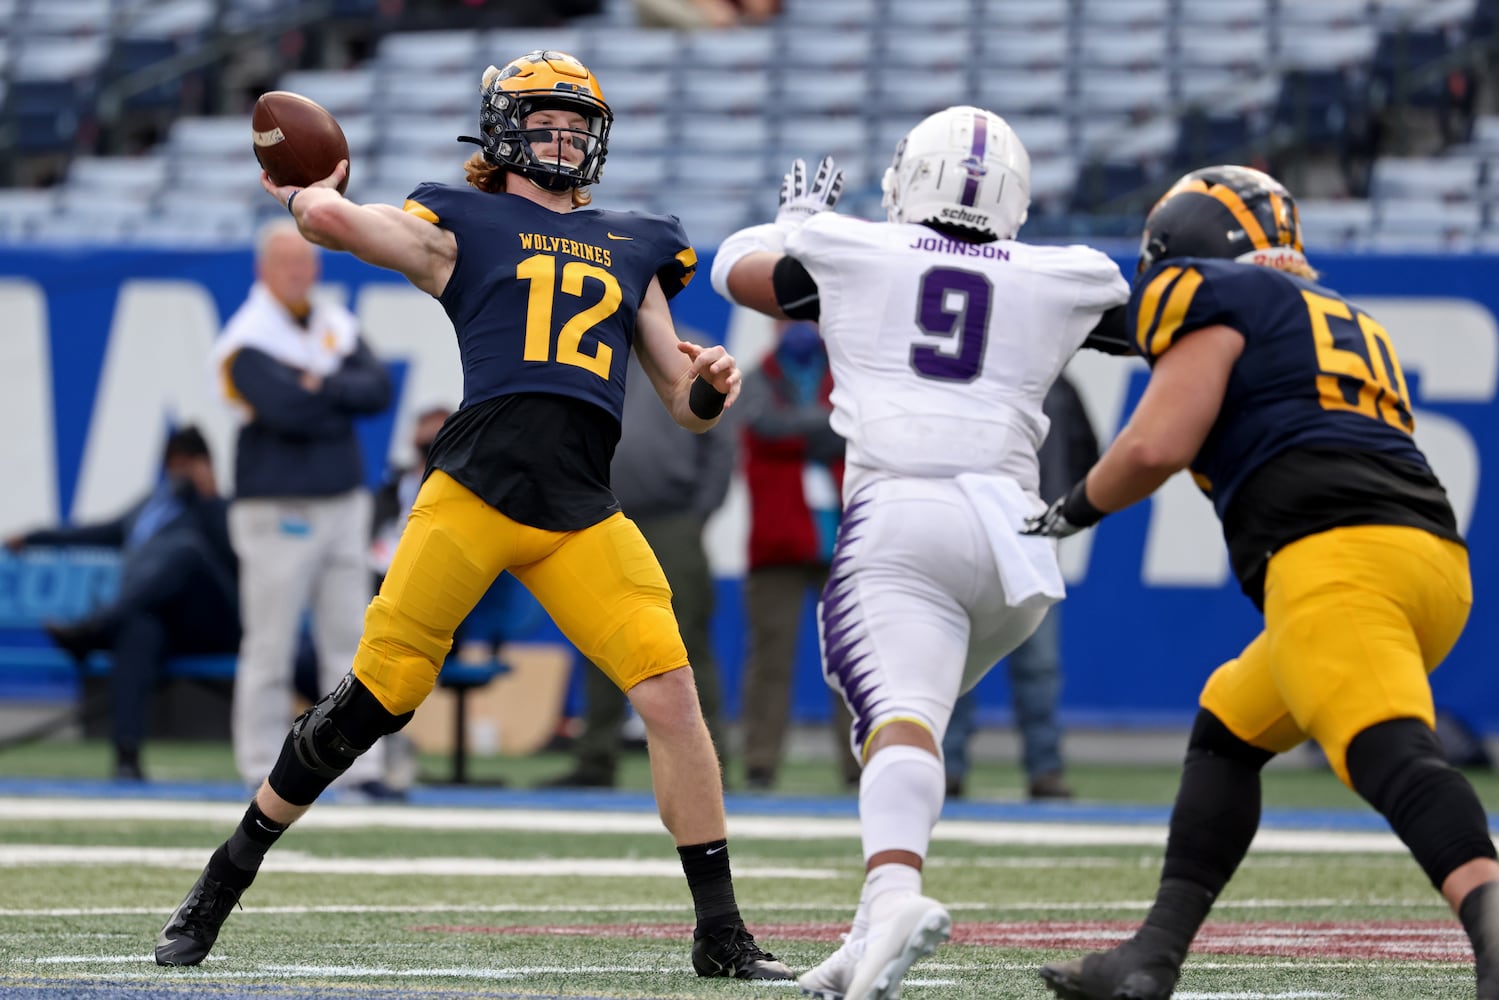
[776,155,844,228]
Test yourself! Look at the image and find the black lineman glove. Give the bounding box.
[1023,479,1107,538]
[776,155,845,227]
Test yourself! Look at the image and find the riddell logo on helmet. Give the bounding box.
[939,207,987,224]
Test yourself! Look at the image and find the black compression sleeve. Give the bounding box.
[771,255,820,321]
[1082,304,1133,355]
[689,378,727,419]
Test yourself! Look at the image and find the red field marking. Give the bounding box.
[411,920,1472,962]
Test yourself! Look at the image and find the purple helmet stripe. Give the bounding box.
[959,111,987,208]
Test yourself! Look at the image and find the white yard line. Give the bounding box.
[0,844,835,879]
[0,796,1414,852]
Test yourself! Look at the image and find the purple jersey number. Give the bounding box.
[909,267,992,383]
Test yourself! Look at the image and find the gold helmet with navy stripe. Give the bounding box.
[1137,165,1306,276]
[459,50,611,192]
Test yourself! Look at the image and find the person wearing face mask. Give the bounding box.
[5,427,240,781]
[737,320,860,792]
[210,220,395,798]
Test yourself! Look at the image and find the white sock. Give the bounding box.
[857,745,945,917]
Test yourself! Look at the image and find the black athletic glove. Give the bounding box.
[1023,479,1107,538]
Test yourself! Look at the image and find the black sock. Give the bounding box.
[210,800,287,888]
[678,840,740,932]
[1461,881,1496,960]
[1133,877,1216,964]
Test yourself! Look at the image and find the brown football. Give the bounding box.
[252,91,349,193]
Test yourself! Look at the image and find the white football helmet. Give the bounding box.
[880,106,1031,241]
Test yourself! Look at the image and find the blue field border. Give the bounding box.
[1,775,1484,834]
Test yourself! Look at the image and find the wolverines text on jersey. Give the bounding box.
[1129,257,1460,605]
[402,182,696,530]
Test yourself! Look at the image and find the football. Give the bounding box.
[252,91,349,194]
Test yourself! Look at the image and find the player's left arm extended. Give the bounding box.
[1085,323,1244,512]
[634,276,742,433]
[1030,323,1245,536]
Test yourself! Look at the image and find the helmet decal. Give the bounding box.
[881,106,1031,242]
[1138,165,1306,276]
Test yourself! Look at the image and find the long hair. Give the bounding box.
[462,152,593,207]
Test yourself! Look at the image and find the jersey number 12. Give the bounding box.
[516,253,621,380]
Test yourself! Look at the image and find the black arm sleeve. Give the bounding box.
[1081,305,1133,355]
[772,256,821,321]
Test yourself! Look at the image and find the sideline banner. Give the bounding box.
[1,248,1494,730]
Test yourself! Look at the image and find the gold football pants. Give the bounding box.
[351,470,687,714]
[1202,524,1471,785]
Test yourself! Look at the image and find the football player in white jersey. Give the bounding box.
[711,106,1132,1000]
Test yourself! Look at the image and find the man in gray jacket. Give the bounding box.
[213,222,394,795]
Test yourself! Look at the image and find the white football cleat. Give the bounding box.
[799,931,864,999]
[842,895,951,1000]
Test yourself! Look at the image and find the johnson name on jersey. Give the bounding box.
[785,213,1127,496]
[403,182,697,421]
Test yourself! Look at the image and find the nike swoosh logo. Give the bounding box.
[606,232,633,241]
[705,846,726,855]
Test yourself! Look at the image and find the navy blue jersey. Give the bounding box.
[1130,258,1429,517]
[1129,258,1458,606]
[404,183,697,419]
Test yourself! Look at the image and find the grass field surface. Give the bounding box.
[1,739,1495,999]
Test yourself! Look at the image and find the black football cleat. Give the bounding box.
[1039,942,1180,1000]
[154,869,243,966]
[692,922,794,980]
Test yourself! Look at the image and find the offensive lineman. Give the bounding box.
[154,50,792,982]
[712,107,1132,1000]
[1028,166,1492,1000]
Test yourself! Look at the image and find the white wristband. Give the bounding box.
[709,222,792,300]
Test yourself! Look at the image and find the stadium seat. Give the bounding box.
[600,114,669,159]
[1180,0,1268,30]
[380,115,472,158]
[592,71,673,116]
[19,0,113,36]
[581,28,682,74]
[64,156,169,198]
[1376,198,1483,240]
[118,0,215,39]
[979,28,1071,70]
[339,114,377,158]
[484,27,585,66]
[1029,156,1080,211]
[12,36,109,81]
[682,28,776,71]
[1004,116,1071,161]
[885,0,974,30]
[681,71,772,115]
[168,117,251,157]
[595,154,667,197]
[1297,197,1377,249]
[1099,117,1178,165]
[782,28,874,71]
[780,73,868,116]
[1076,27,1171,72]
[1076,71,1171,117]
[978,0,1070,32]
[680,113,771,157]
[377,73,472,116]
[1276,24,1379,70]
[1078,0,1170,30]
[1371,157,1483,201]
[275,70,377,118]
[871,68,970,117]
[1276,0,1374,30]
[0,190,59,243]
[371,152,467,189]
[1177,27,1272,74]
[376,31,482,73]
[973,69,1070,118]
[773,116,872,166]
[879,30,974,73]
[781,0,880,30]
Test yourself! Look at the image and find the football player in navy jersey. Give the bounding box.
[155,50,793,982]
[1028,166,1496,1000]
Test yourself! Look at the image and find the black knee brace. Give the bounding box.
[1161,709,1276,892]
[1346,717,1496,889]
[268,672,414,805]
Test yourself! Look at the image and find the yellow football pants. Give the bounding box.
[1202,524,1471,786]
[351,469,688,715]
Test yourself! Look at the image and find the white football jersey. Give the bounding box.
[784,214,1128,499]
